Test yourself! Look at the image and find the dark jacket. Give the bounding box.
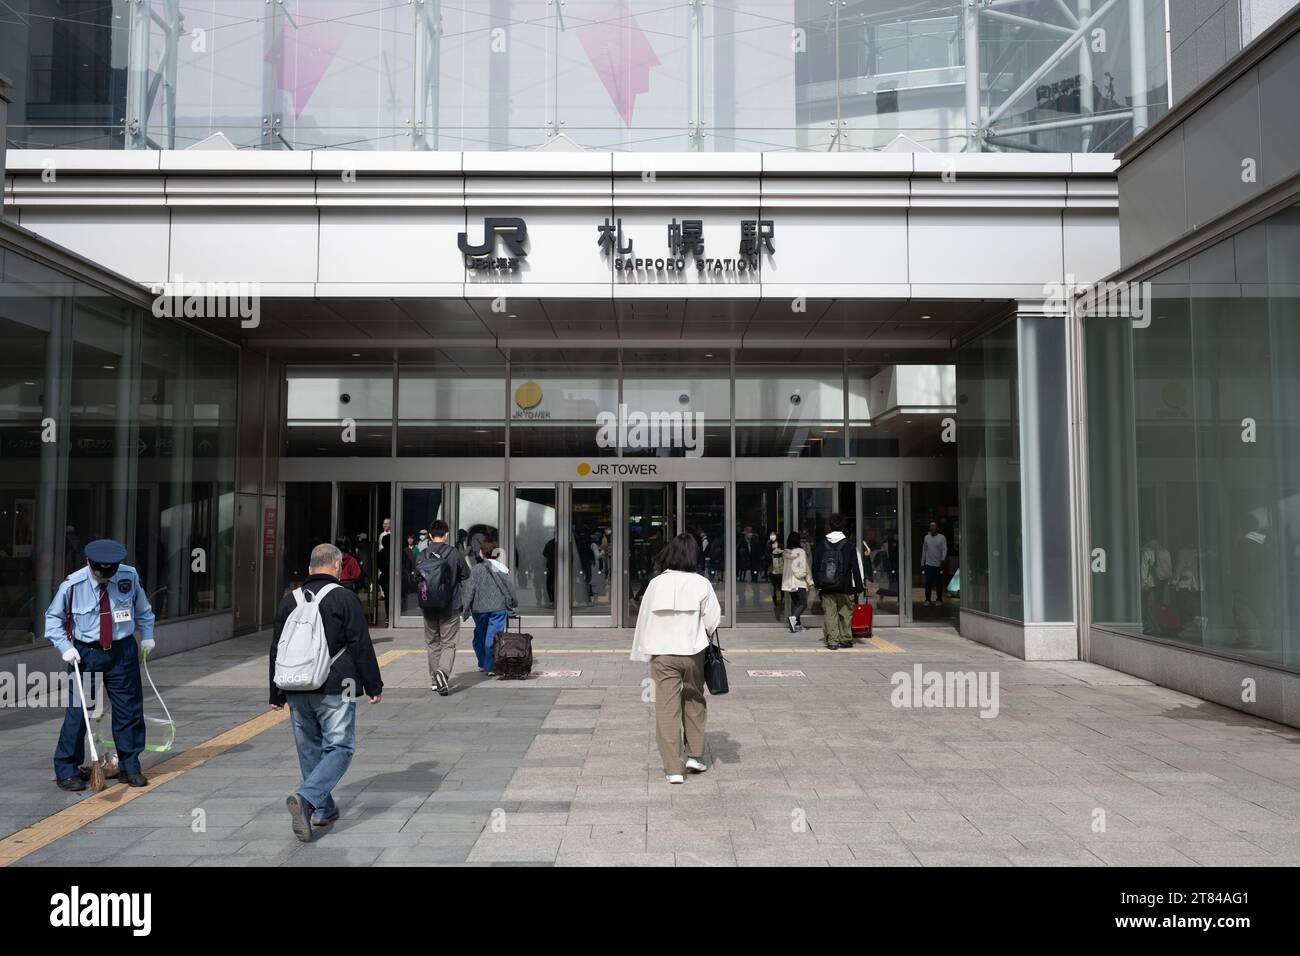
[269,573,384,706]
[812,534,864,595]
[419,541,471,618]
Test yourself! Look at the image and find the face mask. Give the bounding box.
[91,562,120,579]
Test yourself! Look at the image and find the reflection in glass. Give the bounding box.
[684,487,727,619]
[514,487,557,619]
[626,484,674,623]
[861,487,900,617]
[457,486,501,566]
[401,487,444,616]
[1086,203,1300,668]
[571,486,613,618]
[735,482,789,623]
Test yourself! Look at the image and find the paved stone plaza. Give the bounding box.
[3,625,1300,867]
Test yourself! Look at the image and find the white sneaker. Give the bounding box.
[665,773,685,785]
[685,757,708,774]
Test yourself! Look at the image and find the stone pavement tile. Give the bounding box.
[1177,840,1279,865]
[466,835,564,863]
[646,829,733,854]
[1085,843,1197,866]
[809,821,904,845]
[559,825,648,854]
[556,851,673,867]
[735,844,853,866]
[1003,847,1106,866]
[674,849,738,866]
[846,843,922,866]
[867,788,953,809]
[376,844,476,864]
[912,850,1015,867]
[286,846,384,866]
[567,804,648,825]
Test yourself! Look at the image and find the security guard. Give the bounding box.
[44,539,156,791]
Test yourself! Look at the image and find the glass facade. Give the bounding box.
[0,241,238,650]
[0,0,1169,153]
[281,350,954,461]
[1085,201,1300,669]
[956,320,1023,621]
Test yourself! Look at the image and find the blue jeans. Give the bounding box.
[472,609,508,672]
[287,693,356,818]
[54,636,145,780]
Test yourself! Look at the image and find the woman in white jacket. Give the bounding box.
[630,533,722,785]
[781,531,812,632]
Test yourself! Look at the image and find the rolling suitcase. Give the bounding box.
[493,614,533,680]
[850,602,874,640]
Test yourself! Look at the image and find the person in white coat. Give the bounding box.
[630,533,722,784]
[781,531,812,631]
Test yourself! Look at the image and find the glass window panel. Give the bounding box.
[401,487,445,616]
[735,481,789,623]
[735,369,844,421]
[861,487,900,617]
[571,486,613,617]
[398,425,505,457]
[956,321,1022,620]
[683,486,726,618]
[514,487,557,618]
[509,425,615,458]
[736,423,841,457]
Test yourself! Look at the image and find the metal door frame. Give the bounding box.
[680,481,730,625]
[859,480,903,627]
[900,482,914,624]
[395,481,449,628]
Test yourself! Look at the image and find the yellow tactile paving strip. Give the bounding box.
[0,648,409,868]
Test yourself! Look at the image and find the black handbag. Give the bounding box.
[703,629,729,695]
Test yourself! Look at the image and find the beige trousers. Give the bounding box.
[649,650,708,775]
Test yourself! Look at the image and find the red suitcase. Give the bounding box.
[850,602,873,640]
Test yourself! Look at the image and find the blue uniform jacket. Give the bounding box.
[43,564,156,656]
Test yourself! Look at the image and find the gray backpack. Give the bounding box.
[274,583,345,691]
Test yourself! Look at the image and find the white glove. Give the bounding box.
[62,647,80,664]
[140,638,156,657]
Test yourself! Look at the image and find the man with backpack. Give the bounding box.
[270,542,383,843]
[812,513,864,650]
[415,519,471,696]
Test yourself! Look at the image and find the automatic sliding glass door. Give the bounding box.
[570,485,614,626]
[682,484,728,625]
[735,482,790,624]
[513,485,558,628]
[624,483,675,627]
[861,483,901,626]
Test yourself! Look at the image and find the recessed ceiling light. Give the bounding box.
[352,353,361,357]
[920,314,932,320]
[103,364,115,370]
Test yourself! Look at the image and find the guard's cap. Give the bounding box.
[85,539,127,576]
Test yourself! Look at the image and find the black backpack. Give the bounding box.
[416,548,455,611]
[814,539,846,591]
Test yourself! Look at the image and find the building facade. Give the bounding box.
[2,1,1298,726]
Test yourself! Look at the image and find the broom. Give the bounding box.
[71,656,108,793]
